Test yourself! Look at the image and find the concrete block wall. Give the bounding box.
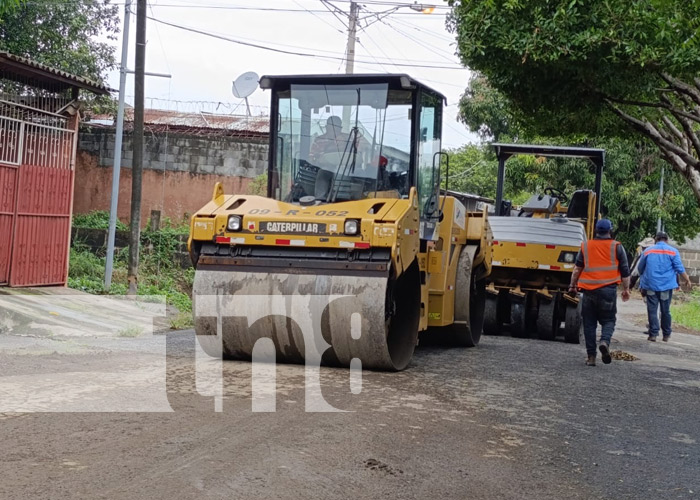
[74,127,269,226]
[679,249,700,284]
[78,128,268,178]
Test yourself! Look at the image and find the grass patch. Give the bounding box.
[118,325,144,338]
[169,312,194,330]
[671,290,700,332]
[68,220,194,329]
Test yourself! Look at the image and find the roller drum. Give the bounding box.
[192,266,420,371]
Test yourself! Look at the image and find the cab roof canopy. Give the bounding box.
[259,73,446,102]
[491,143,606,216]
[492,143,605,168]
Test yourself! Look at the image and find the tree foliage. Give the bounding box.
[458,74,518,141]
[0,0,119,83]
[447,0,700,203]
[0,0,22,18]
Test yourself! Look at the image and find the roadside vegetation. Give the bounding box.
[72,210,128,231]
[68,211,194,329]
[671,289,700,332]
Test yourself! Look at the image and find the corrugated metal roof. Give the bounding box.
[140,108,269,134]
[88,108,270,136]
[0,51,112,95]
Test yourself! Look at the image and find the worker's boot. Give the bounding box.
[586,355,596,366]
[599,343,612,364]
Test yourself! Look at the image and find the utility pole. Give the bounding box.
[657,165,665,233]
[341,1,360,131]
[345,1,359,74]
[104,0,132,291]
[128,0,146,295]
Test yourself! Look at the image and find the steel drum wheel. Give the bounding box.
[444,245,484,347]
[193,260,422,371]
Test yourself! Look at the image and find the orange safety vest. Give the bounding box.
[578,239,622,290]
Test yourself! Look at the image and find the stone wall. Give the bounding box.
[74,127,269,226]
[680,250,700,284]
[678,237,700,284]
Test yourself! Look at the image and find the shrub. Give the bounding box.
[72,210,128,231]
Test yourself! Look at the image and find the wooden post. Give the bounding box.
[150,210,161,232]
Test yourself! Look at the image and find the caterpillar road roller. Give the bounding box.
[188,74,492,371]
[483,144,604,343]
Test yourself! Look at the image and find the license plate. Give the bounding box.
[259,221,327,234]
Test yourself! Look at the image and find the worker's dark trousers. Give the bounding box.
[581,285,618,356]
[646,289,673,338]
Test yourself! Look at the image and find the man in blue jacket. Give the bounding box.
[638,232,693,342]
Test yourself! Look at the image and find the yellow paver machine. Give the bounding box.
[188,74,492,370]
[483,144,605,343]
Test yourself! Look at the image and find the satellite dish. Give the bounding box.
[232,71,259,99]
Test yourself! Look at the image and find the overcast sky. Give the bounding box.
[106,0,478,148]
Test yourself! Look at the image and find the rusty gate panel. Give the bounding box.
[9,121,74,286]
[0,164,17,283]
[9,213,71,286]
[0,117,22,284]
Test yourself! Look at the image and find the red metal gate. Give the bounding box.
[0,117,22,284]
[0,114,76,286]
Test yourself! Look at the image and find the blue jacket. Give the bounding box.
[638,241,686,291]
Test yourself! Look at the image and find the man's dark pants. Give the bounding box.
[581,285,617,356]
[645,289,673,338]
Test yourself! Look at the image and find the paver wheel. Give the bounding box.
[563,300,583,344]
[537,295,559,341]
[510,299,528,338]
[483,293,501,335]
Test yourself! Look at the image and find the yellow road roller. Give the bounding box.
[188,74,492,370]
[484,144,604,343]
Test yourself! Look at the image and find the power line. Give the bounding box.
[148,0,172,74]
[356,37,393,73]
[293,0,345,33]
[134,0,452,11]
[391,15,456,43]
[378,16,458,64]
[146,13,459,66]
[358,15,406,74]
[22,0,450,14]
[146,14,466,70]
[320,0,351,30]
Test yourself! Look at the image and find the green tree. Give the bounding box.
[458,73,521,142]
[447,0,700,203]
[444,144,497,197]
[0,0,23,17]
[0,0,118,83]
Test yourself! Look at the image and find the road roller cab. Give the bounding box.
[188,74,492,371]
[484,144,604,344]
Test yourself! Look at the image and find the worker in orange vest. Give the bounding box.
[569,219,631,366]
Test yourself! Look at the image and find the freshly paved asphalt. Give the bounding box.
[0,295,698,499]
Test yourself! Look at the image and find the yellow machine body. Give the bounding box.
[189,184,491,370]
[485,143,605,343]
[188,74,492,370]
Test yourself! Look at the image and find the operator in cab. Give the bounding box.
[309,115,390,198]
